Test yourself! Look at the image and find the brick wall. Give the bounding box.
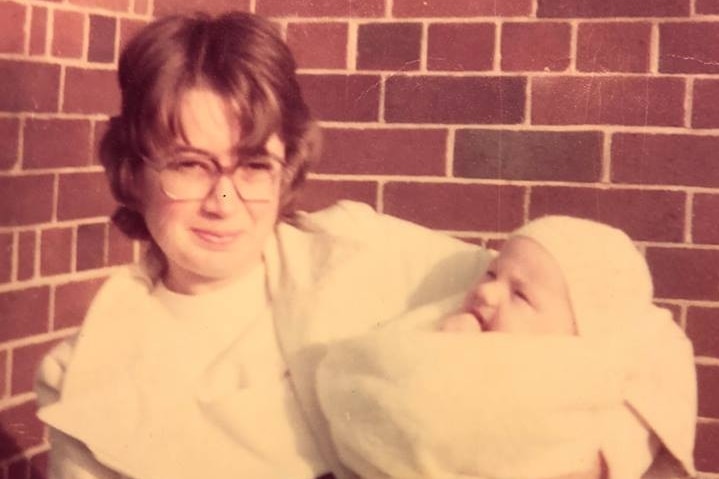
[0,0,718,477]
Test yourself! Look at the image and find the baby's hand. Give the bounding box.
[439,312,483,333]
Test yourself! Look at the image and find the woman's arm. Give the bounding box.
[35,339,122,479]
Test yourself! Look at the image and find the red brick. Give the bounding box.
[23,119,92,169]
[697,365,719,418]
[660,23,719,73]
[154,0,247,16]
[7,459,28,479]
[385,76,525,124]
[68,0,129,11]
[133,0,149,14]
[647,247,719,301]
[11,339,60,395]
[0,350,6,397]
[287,22,347,70]
[0,401,44,460]
[52,10,84,59]
[537,0,689,17]
[298,74,381,122]
[29,6,47,56]
[529,186,685,242]
[393,0,532,17]
[612,134,719,188]
[107,221,133,266]
[357,23,422,71]
[0,233,11,284]
[298,180,377,212]
[427,23,495,72]
[532,76,684,126]
[40,227,73,276]
[57,172,116,220]
[0,287,50,341]
[502,22,571,72]
[0,1,26,54]
[88,15,116,63]
[63,68,120,115]
[694,194,719,245]
[119,18,147,52]
[53,277,105,330]
[0,60,60,113]
[383,183,525,231]
[697,0,719,13]
[696,422,719,471]
[686,307,719,358]
[17,230,36,281]
[0,175,54,227]
[92,119,109,166]
[454,129,602,182]
[318,128,447,175]
[692,79,719,129]
[257,0,383,17]
[0,118,20,170]
[76,223,105,271]
[577,22,651,73]
[30,451,48,479]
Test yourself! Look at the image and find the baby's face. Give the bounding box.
[442,237,576,335]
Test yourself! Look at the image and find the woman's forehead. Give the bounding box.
[177,88,241,153]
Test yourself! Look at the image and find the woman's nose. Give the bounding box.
[202,175,243,216]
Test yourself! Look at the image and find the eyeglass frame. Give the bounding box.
[141,147,288,203]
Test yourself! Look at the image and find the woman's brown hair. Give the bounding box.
[100,11,319,241]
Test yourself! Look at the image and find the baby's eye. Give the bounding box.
[484,270,497,280]
[513,290,529,302]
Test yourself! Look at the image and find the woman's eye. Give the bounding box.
[244,159,274,171]
[169,157,212,172]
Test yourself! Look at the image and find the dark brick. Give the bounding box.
[257,0,384,17]
[88,15,116,63]
[385,75,525,124]
[692,79,719,129]
[319,128,447,175]
[697,0,719,13]
[17,230,36,281]
[29,6,47,56]
[29,451,48,479]
[357,23,422,71]
[76,222,106,271]
[63,68,120,115]
[23,119,92,169]
[612,134,719,188]
[694,194,719,245]
[119,18,147,52]
[0,287,50,341]
[154,0,247,16]
[393,0,532,17]
[0,233,11,283]
[41,226,73,276]
[0,1,26,54]
[383,182,525,231]
[52,9,84,58]
[577,22,651,73]
[0,350,6,396]
[696,422,719,471]
[0,117,20,170]
[298,74,381,122]
[532,76,684,126]
[11,339,61,395]
[537,0,689,17]
[686,307,719,358]
[427,23,495,71]
[0,401,45,460]
[53,277,105,330]
[298,180,377,212]
[501,22,571,72]
[0,60,60,113]
[660,23,719,73]
[57,172,116,220]
[287,22,348,70]
[529,186,685,242]
[0,175,54,227]
[697,365,719,418]
[647,247,719,301]
[454,129,601,182]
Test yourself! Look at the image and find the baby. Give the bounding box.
[317,216,696,479]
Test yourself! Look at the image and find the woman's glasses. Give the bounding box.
[145,150,286,202]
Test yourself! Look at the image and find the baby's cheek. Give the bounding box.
[439,312,483,333]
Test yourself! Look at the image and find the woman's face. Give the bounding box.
[140,87,284,294]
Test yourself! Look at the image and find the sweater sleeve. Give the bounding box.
[35,339,123,479]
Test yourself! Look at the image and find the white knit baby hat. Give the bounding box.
[511,215,654,340]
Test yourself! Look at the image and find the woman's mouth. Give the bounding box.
[191,228,241,246]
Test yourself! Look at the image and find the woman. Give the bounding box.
[34,11,694,479]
